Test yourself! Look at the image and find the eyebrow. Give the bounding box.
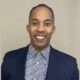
[31,18,38,21]
[44,19,52,22]
[31,18,52,22]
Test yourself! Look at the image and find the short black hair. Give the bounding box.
[29,4,54,23]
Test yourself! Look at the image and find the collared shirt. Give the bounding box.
[25,45,50,80]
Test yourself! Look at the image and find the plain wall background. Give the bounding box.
[0,0,80,72]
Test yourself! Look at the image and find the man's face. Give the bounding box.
[27,6,55,51]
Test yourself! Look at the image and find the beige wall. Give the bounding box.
[0,0,80,70]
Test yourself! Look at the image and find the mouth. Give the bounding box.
[35,35,47,42]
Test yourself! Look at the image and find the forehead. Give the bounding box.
[30,6,53,20]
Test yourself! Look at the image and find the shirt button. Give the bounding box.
[36,62,39,65]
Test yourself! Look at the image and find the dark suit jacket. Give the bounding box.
[1,45,79,80]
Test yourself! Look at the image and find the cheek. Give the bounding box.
[28,27,37,38]
[46,28,53,34]
[29,27,37,33]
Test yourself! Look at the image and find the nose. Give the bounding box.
[37,23,45,32]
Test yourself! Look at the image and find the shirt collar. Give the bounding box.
[27,44,50,60]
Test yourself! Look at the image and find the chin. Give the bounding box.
[31,40,49,49]
[35,43,48,49]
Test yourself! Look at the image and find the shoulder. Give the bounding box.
[50,46,77,63]
[3,45,29,61]
[50,46,79,78]
[50,46,79,71]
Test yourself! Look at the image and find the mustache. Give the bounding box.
[35,31,46,34]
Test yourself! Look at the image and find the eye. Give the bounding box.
[44,22,51,26]
[32,21,37,25]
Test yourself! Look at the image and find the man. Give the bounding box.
[1,4,79,80]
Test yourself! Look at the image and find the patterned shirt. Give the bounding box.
[25,45,50,80]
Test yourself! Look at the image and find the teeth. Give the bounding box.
[36,36,45,39]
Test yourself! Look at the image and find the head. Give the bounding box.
[27,4,55,51]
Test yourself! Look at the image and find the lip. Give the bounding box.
[36,36,45,39]
[34,35,47,42]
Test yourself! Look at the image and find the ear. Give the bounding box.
[26,25,29,32]
[52,25,55,33]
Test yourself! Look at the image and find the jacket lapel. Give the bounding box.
[45,46,59,80]
[16,45,29,80]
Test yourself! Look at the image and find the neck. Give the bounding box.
[30,44,50,52]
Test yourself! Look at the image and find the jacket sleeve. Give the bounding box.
[71,59,79,80]
[1,54,10,80]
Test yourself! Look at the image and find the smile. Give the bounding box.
[35,35,46,40]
